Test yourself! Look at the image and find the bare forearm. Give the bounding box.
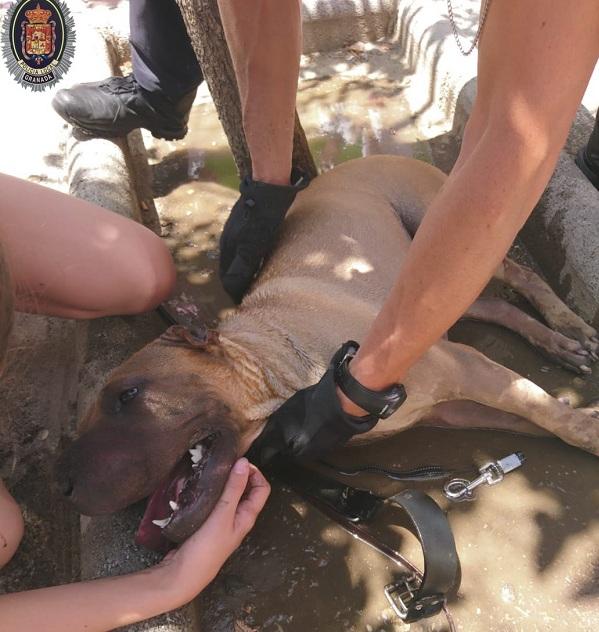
[346,0,599,400]
[0,568,178,632]
[217,0,302,184]
[352,130,561,389]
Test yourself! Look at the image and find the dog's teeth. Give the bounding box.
[152,517,171,528]
[189,445,204,464]
[169,500,179,511]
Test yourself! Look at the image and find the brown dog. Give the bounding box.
[58,156,599,551]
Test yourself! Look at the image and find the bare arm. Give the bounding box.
[0,460,269,632]
[217,0,302,185]
[0,568,175,632]
[0,173,175,319]
[344,0,599,410]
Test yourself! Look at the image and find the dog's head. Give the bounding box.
[56,325,265,551]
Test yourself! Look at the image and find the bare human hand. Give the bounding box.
[0,460,269,632]
[158,457,271,606]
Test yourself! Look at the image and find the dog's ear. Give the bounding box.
[160,325,219,349]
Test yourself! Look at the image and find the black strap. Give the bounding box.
[333,341,407,419]
[270,462,459,625]
[384,490,459,622]
[318,460,453,481]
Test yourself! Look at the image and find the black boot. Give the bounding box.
[51,75,196,141]
[575,110,599,190]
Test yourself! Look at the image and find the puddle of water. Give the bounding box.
[143,48,599,632]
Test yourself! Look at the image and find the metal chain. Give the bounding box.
[447,0,492,56]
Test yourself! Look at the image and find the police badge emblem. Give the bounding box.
[2,0,75,91]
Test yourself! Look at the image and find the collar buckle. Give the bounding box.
[384,575,445,623]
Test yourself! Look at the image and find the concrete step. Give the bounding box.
[301,0,398,53]
[91,0,400,64]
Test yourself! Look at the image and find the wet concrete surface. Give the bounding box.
[195,429,598,632]
[141,45,599,632]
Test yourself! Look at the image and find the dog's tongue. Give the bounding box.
[135,457,191,552]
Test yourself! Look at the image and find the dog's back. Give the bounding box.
[233,156,446,361]
[257,156,444,299]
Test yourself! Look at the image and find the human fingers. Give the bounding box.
[162,459,253,586]
[210,457,250,521]
[234,465,271,535]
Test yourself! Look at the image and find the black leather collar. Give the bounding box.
[384,489,459,622]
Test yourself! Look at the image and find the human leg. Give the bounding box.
[130,0,202,100]
[52,0,202,140]
[0,174,175,319]
[0,480,23,569]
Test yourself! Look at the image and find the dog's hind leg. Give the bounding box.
[432,340,599,455]
[462,297,594,374]
[494,258,598,354]
[420,400,550,436]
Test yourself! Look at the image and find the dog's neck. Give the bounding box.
[217,311,325,421]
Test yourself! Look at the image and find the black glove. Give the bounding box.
[219,171,309,303]
[248,344,381,465]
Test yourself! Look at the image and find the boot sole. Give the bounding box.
[61,112,187,142]
[73,124,187,142]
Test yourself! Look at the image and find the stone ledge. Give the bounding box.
[521,152,599,327]
[96,0,399,65]
[301,0,398,53]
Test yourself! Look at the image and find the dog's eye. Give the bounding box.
[119,387,140,404]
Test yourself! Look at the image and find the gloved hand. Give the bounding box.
[247,345,380,465]
[219,172,309,303]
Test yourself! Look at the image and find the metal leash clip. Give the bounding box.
[443,452,525,502]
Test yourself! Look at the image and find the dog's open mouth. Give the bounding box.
[135,430,238,552]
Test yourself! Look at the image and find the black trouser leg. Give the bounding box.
[576,109,599,189]
[130,0,203,101]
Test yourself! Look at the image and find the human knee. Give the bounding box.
[0,489,24,568]
[65,229,175,319]
[123,231,176,314]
